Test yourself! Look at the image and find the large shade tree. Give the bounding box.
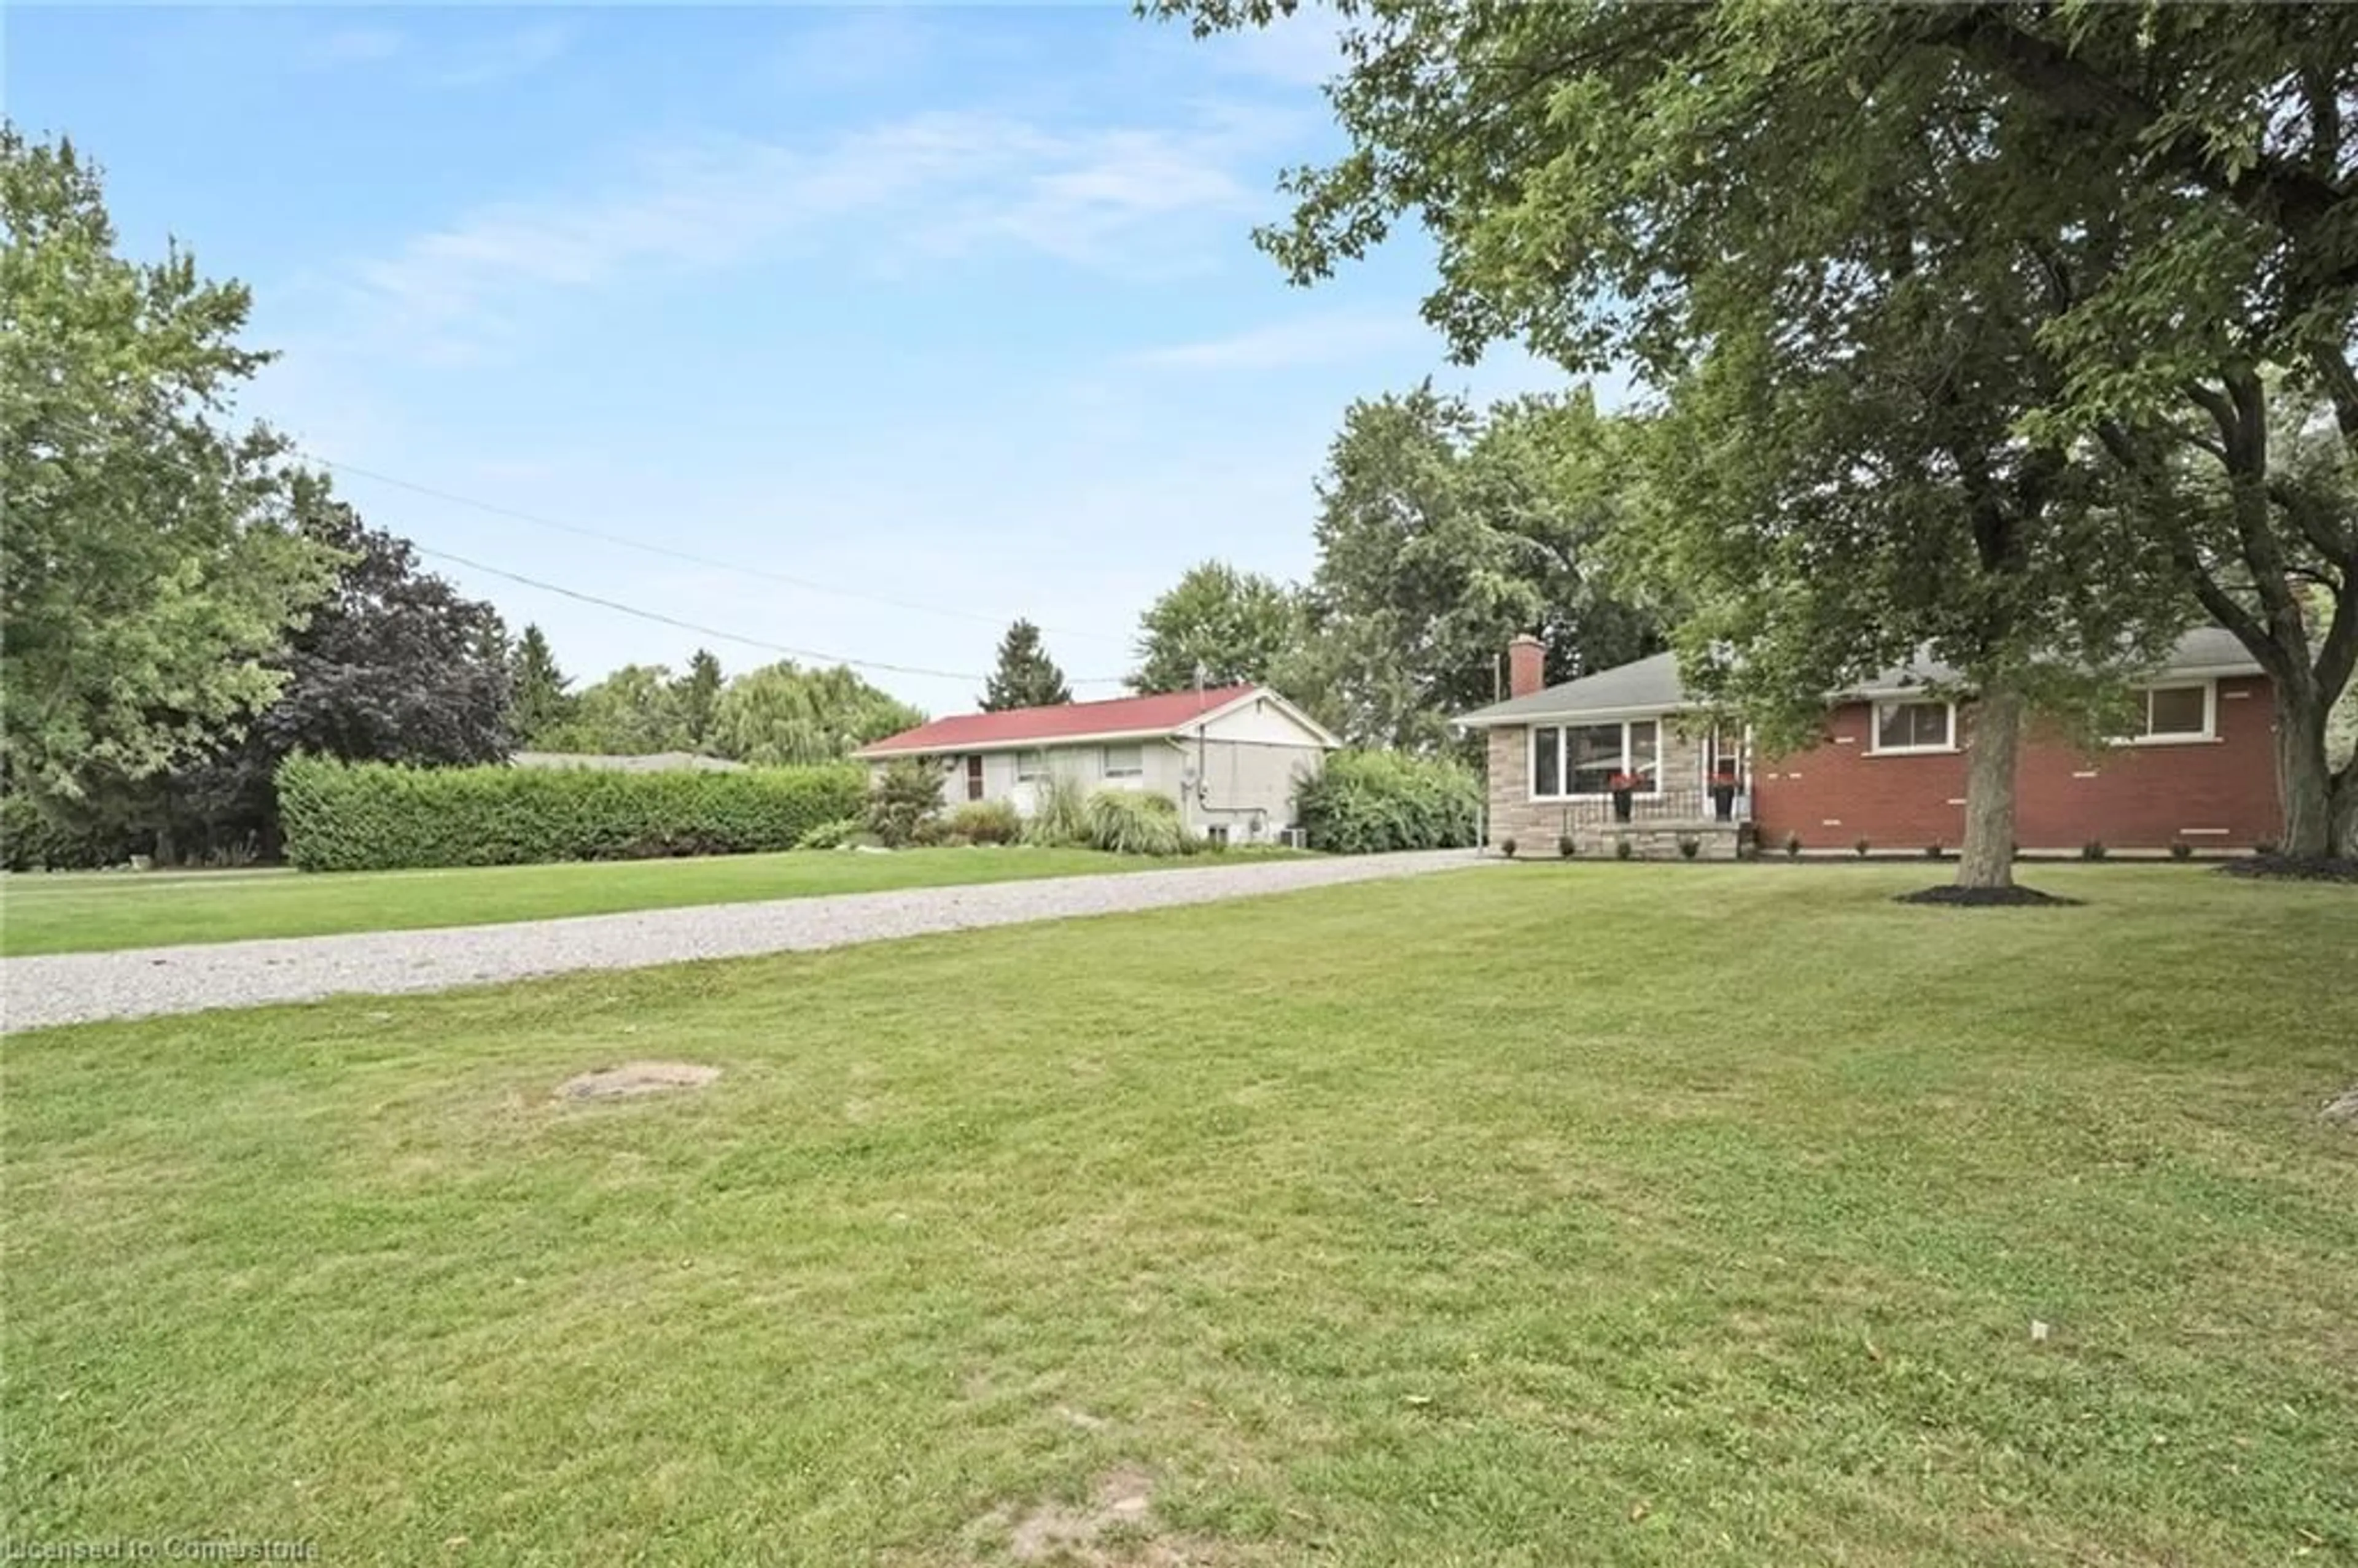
[1154,0,2358,855]
[1132,561,1301,694]
[535,664,690,755]
[1307,384,1656,750]
[163,478,513,856]
[1,127,336,809]
[710,662,924,765]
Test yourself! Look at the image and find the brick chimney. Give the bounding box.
[1506,634,1546,698]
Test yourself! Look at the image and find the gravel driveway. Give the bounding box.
[3,850,1487,1031]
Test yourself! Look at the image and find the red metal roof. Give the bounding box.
[857,685,1261,756]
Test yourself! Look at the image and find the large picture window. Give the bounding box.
[1872,701,1954,753]
[1530,719,1661,799]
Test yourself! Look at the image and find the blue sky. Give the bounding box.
[12,4,1569,714]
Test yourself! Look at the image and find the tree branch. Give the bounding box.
[2096,416,2282,667]
[1929,7,2356,285]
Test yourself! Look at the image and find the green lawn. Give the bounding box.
[6,866,2354,1565]
[0,846,1260,957]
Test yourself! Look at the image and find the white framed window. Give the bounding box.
[1871,700,1955,755]
[1015,749,1048,783]
[1102,743,1144,778]
[1529,718,1662,799]
[2127,683,2213,743]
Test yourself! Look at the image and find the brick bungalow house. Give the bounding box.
[1456,627,2279,857]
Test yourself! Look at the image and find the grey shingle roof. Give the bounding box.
[1455,627,2265,728]
[1455,651,1688,726]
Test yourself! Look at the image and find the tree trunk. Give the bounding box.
[1956,685,2022,889]
[2273,685,2346,857]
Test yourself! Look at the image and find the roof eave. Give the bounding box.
[1458,700,1702,729]
[855,722,1194,758]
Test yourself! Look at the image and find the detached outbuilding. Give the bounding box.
[855,685,1338,846]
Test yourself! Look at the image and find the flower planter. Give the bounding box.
[1609,772,1639,823]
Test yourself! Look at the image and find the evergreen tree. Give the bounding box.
[675,648,723,752]
[508,624,574,745]
[979,619,1072,712]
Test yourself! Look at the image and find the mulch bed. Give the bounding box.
[2216,855,2358,885]
[1894,884,2084,908]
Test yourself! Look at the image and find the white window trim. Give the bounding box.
[2115,681,2218,747]
[1528,718,1664,802]
[1014,749,1049,783]
[1867,699,1958,756]
[1102,743,1145,778]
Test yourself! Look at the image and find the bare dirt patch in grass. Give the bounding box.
[554,1061,720,1100]
[968,1465,1210,1566]
[2323,1086,2358,1127]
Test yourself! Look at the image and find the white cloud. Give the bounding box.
[766,7,938,91]
[432,22,572,89]
[336,103,1299,362]
[1130,309,1429,371]
[300,25,403,71]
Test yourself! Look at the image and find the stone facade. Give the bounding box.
[1484,721,1740,858]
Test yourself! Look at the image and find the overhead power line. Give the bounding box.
[316,455,1129,645]
[31,410,1128,688]
[412,544,1126,685]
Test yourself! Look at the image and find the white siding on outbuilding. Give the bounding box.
[867,689,1335,844]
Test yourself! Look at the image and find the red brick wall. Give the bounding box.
[1753,676,2279,851]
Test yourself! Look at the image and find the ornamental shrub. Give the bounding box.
[276,755,863,871]
[794,817,863,850]
[1022,774,1091,848]
[947,799,1022,845]
[865,758,944,847]
[1293,750,1481,855]
[1085,789,1186,856]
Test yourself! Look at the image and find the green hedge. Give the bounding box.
[1294,749,1482,855]
[277,755,865,871]
[1,792,133,872]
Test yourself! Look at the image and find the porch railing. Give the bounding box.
[1551,785,1751,828]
